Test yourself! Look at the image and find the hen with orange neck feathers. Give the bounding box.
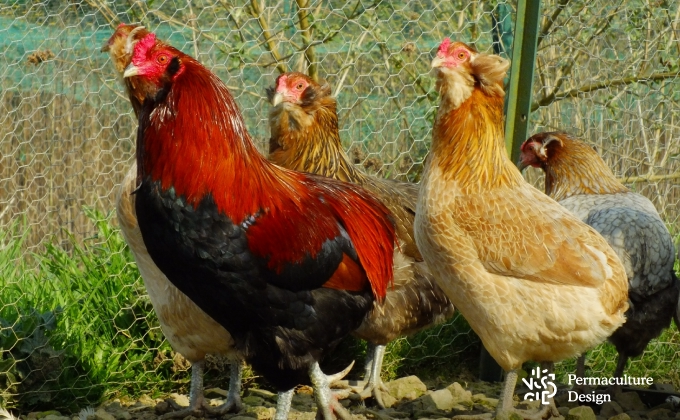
[123,32,396,420]
[415,39,629,418]
[267,71,455,407]
[520,131,680,377]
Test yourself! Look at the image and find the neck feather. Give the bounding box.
[544,138,629,201]
[139,57,298,220]
[431,76,523,192]
[269,96,365,184]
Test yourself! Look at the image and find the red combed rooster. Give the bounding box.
[104,24,244,418]
[519,131,680,379]
[414,39,629,418]
[121,31,396,420]
[267,71,455,407]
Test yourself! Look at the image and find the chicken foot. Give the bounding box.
[159,361,207,420]
[331,343,390,407]
[273,362,354,420]
[205,362,244,415]
[311,361,354,420]
[160,361,243,420]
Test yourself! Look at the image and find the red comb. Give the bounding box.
[116,23,126,29]
[276,74,288,90]
[131,33,157,64]
[438,38,451,54]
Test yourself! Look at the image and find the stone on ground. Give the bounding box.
[566,405,596,420]
[600,401,624,418]
[615,392,646,412]
[386,375,427,401]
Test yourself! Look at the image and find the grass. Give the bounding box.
[0,209,181,412]
[0,208,678,413]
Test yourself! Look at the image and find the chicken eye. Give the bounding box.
[296,83,304,90]
[157,55,168,64]
[457,52,466,60]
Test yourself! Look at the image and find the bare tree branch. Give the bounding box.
[83,0,117,26]
[620,172,680,184]
[147,8,232,56]
[532,71,680,110]
[249,0,287,74]
[186,0,200,59]
[295,0,317,80]
[533,3,623,110]
[334,29,369,97]
[537,0,571,47]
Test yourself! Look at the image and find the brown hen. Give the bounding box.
[414,39,629,419]
[267,72,455,407]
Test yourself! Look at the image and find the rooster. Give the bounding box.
[120,31,396,420]
[103,24,244,418]
[519,131,680,378]
[414,39,629,418]
[267,72,455,407]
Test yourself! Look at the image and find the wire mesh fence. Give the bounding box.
[0,0,678,412]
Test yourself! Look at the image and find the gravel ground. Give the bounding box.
[14,376,680,420]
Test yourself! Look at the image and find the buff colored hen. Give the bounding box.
[414,39,629,418]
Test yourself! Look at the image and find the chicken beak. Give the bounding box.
[431,56,445,69]
[517,159,528,171]
[271,92,284,107]
[123,63,139,78]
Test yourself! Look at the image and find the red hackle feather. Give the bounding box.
[137,38,395,301]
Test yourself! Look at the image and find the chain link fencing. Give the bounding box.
[0,0,678,412]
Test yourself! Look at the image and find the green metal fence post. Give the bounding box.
[504,0,542,163]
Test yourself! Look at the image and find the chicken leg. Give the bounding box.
[275,389,294,420]
[159,361,207,420]
[206,362,244,415]
[359,343,390,407]
[159,361,242,420]
[496,369,558,420]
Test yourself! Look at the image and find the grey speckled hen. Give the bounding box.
[520,131,680,377]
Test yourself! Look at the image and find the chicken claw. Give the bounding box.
[311,361,354,420]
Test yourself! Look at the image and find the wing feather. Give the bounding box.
[458,183,622,288]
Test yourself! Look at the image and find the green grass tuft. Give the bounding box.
[0,209,180,411]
